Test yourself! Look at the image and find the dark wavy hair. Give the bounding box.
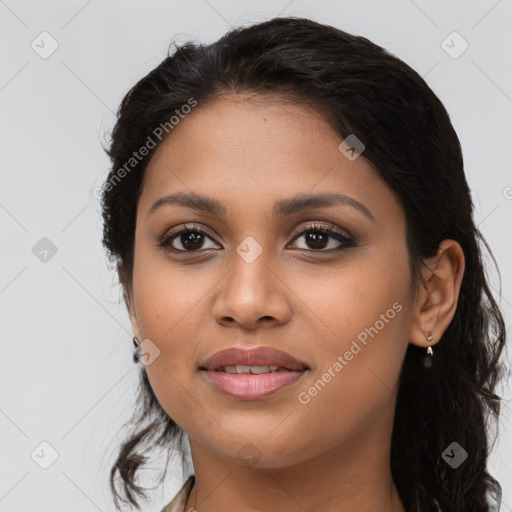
[100,16,508,511]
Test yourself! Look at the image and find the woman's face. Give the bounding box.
[126,94,419,468]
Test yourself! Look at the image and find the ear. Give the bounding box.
[409,239,465,349]
[117,261,141,341]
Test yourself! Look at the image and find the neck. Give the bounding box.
[184,431,405,512]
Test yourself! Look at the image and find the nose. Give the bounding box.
[211,252,292,330]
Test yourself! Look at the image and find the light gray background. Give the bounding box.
[1,1,511,510]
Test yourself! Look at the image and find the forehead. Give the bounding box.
[139,94,402,224]
[150,93,341,167]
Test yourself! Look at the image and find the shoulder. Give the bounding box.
[160,475,195,512]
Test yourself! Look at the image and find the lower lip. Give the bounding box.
[201,369,307,400]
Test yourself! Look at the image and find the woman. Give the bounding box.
[100,16,507,511]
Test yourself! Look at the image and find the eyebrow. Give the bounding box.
[147,191,375,222]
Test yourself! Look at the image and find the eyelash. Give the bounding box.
[157,222,357,254]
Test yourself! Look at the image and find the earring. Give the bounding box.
[133,336,140,348]
[423,331,434,368]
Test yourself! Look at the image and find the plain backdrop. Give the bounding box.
[1,1,511,510]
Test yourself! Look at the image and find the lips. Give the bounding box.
[200,346,310,400]
[200,346,309,372]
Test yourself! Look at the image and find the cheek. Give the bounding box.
[283,244,409,358]
[291,303,408,456]
[131,243,212,343]
[290,248,410,430]
[130,258,204,418]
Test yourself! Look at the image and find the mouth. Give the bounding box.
[199,346,310,400]
[200,368,309,400]
[207,364,297,374]
[199,346,309,372]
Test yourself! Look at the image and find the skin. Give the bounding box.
[122,93,465,511]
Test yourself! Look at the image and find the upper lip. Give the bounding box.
[200,346,309,371]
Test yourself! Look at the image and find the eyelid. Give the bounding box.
[287,221,352,241]
[162,223,218,242]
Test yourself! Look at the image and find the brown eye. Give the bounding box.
[159,225,220,253]
[158,222,357,255]
[302,231,330,250]
[174,231,207,251]
[288,223,356,252]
